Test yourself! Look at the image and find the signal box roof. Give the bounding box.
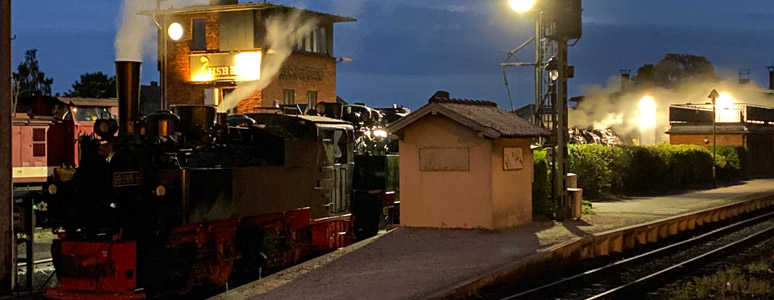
[142,2,356,23]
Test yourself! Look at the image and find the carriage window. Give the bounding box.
[321,129,348,165]
[73,106,111,122]
[32,128,46,157]
[33,128,45,142]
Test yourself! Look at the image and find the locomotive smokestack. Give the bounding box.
[116,61,141,138]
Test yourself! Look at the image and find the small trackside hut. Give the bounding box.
[388,91,549,229]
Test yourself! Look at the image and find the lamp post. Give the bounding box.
[502,0,581,220]
[708,89,719,188]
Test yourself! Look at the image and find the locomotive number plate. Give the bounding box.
[113,171,141,187]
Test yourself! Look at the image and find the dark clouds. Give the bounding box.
[10,0,774,109]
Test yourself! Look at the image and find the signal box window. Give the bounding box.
[191,18,207,51]
[32,128,46,157]
[307,91,317,107]
[283,89,295,104]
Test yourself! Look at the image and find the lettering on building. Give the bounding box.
[279,66,324,81]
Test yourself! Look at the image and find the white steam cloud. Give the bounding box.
[570,77,774,145]
[115,0,209,61]
[217,12,318,113]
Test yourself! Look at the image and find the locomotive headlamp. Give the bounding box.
[94,119,119,139]
[373,129,388,138]
[155,185,167,197]
[47,183,57,195]
[168,22,184,41]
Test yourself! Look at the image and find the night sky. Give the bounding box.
[10,0,774,110]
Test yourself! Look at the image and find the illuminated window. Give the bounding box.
[307,91,317,107]
[191,18,207,51]
[283,89,295,104]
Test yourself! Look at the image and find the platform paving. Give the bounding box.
[211,179,774,300]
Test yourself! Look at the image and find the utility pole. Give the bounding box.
[554,39,569,219]
[500,0,581,220]
[1,0,16,293]
[545,0,581,220]
[709,89,719,188]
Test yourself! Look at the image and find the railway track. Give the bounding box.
[475,209,774,300]
[17,258,54,274]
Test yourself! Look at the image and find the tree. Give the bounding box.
[12,49,53,97]
[12,49,54,114]
[633,53,716,88]
[67,72,116,98]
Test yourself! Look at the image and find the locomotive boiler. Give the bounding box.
[46,61,369,299]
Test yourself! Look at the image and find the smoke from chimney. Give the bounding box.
[217,11,319,113]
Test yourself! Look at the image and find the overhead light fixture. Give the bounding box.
[508,0,536,14]
[545,56,559,81]
[168,22,184,41]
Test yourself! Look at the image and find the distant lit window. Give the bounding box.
[73,106,111,122]
[191,18,207,51]
[283,89,295,104]
[307,91,317,107]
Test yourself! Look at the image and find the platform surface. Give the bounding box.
[212,179,774,300]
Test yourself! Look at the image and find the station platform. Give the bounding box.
[211,179,774,300]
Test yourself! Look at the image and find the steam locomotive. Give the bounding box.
[45,61,381,299]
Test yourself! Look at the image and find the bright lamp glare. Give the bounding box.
[168,22,184,41]
[638,96,657,145]
[509,0,536,13]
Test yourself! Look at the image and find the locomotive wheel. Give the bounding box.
[231,226,266,284]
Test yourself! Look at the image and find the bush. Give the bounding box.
[708,145,747,181]
[532,150,553,219]
[563,144,746,200]
[568,145,619,200]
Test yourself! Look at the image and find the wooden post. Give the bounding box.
[0,0,16,293]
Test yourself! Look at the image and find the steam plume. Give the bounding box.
[218,12,318,113]
[115,0,209,61]
[570,76,774,145]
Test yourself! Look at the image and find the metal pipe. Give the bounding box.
[0,0,15,292]
[116,61,142,138]
[534,7,542,128]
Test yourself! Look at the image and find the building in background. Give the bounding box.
[145,1,354,113]
[667,103,774,177]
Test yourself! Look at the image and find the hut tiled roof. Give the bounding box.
[389,91,550,138]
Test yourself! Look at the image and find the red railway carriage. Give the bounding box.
[12,95,117,215]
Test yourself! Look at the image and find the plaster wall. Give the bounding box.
[669,134,744,146]
[399,115,493,229]
[490,138,533,228]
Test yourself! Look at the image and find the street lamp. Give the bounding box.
[508,0,536,13]
[167,22,183,41]
[708,88,719,188]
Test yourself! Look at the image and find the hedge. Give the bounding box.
[532,144,747,214]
